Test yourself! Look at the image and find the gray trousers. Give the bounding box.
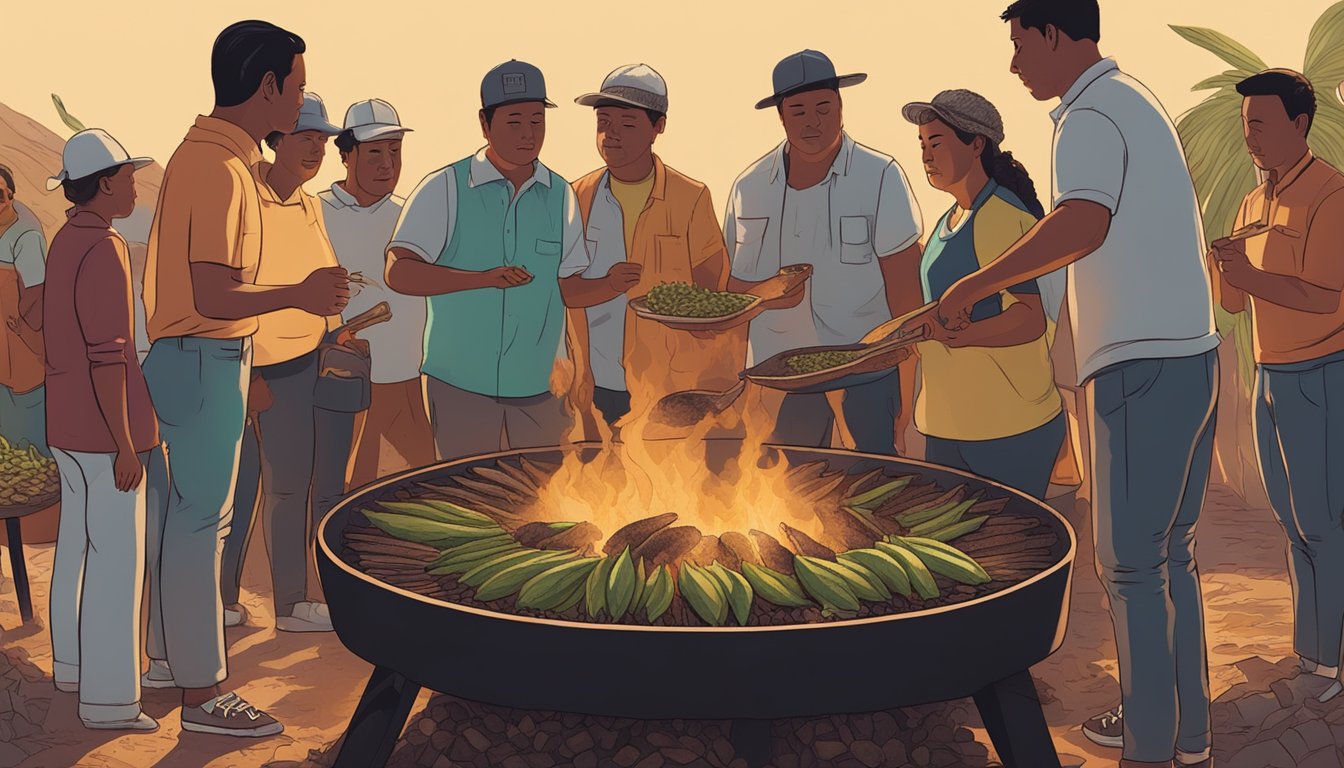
[772,369,901,455]
[144,337,250,688]
[1254,350,1344,670]
[50,448,151,723]
[426,376,572,462]
[220,351,321,616]
[1089,350,1217,763]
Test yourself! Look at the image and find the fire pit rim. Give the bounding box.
[318,440,1078,633]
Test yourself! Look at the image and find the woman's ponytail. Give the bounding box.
[985,147,1045,219]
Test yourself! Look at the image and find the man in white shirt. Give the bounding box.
[725,50,925,456]
[0,164,49,457]
[316,99,434,502]
[905,2,1220,765]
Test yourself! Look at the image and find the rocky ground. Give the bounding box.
[0,484,1321,767]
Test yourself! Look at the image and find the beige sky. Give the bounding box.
[5,0,1336,232]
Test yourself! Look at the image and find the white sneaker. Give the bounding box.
[55,680,78,693]
[83,712,159,732]
[140,658,177,689]
[224,603,248,628]
[276,602,333,633]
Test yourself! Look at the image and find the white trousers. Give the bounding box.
[49,448,148,723]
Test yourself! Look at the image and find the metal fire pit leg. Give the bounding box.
[333,666,422,768]
[730,719,773,768]
[4,519,31,623]
[972,670,1061,768]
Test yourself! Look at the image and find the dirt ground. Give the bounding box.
[0,484,1300,768]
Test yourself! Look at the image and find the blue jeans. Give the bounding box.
[1254,350,1344,670]
[923,411,1067,500]
[1090,350,1217,763]
[143,337,250,689]
[0,383,48,457]
[772,369,901,455]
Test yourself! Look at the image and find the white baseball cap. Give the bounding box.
[46,129,153,191]
[575,64,669,114]
[343,99,413,143]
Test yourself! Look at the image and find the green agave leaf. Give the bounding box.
[1305,1,1344,92]
[51,94,86,133]
[1170,25,1267,73]
[1191,71,1253,92]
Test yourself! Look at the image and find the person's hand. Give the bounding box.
[112,448,143,493]
[247,374,273,417]
[762,282,807,310]
[1211,237,1256,289]
[894,303,941,341]
[296,266,352,316]
[485,266,534,289]
[936,279,980,332]
[604,262,643,295]
[4,316,18,333]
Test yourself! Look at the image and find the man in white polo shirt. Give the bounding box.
[316,99,433,504]
[725,50,925,456]
[905,1,1221,765]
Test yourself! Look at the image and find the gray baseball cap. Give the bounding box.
[481,60,558,110]
[293,93,342,136]
[755,50,866,110]
[575,64,669,114]
[902,90,1005,146]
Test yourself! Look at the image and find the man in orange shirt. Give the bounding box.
[566,64,737,436]
[1212,69,1344,705]
[139,20,348,737]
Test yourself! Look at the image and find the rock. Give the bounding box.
[615,746,643,767]
[851,740,883,768]
[635,755,665,768]
[574,751,598,768]
[1232,693,1279,729]
[1298,751,1344,768]
[0,742,27,768]
[1262,708,1295,732]
[462,728,491,752]
[662,748,700,765]
[814,741,846,760]
[566,732,595,754]
[500,757,528,768]
[1226,740,1295,768]
[912,745,931,767]
[882,740,908,766]
[1297,718,1334,752]
[1279,727,1310,762]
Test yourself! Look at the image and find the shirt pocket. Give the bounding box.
[535,239,563,258]
[839,215,875,265]
[655,235,692,282]
[732,217,773,277]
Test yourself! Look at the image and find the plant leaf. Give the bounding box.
[1191,71,1250,92]
[1305,1,1344,94]
[1170,25,1267,73]
[50,94,86,133]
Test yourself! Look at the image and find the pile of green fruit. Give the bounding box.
[645,282,756,318]
[784,350,863,374]
[0,437,58,508]
[358,490,995,627]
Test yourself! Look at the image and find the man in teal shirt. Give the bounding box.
[387,60,641,460]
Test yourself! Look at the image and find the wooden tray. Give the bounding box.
[630,265,813,333]
[744,328,927,394]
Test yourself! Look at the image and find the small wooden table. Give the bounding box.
[0,498,55,624]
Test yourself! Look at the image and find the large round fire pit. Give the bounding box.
[317,441,1076,768]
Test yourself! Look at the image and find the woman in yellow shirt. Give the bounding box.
[899,90,1064,499]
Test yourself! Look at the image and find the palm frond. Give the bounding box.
[1304,0,1344,94]
[1192,71,1254,92]
[1308,99,1344,168]
[50,94,86,134]
[1170,25,1268,73]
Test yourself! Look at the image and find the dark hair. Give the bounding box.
[593,100,665,127]
[335,129,361,158]
[61,166,122,205]
[0,165,14,197]
[1001,0,1100,43]
[775,80,843,115]
[264,131,284,150]
[1237,69,1317,136]
[212,20,306,108]
[950,124,1045,218]
[480,100,549,128]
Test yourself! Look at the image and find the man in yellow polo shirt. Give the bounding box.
[140,21,348,737]
[219,93,344,634]
[566,64,737,436]
[1213,69,1344,705]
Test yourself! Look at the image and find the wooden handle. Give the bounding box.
[860,302,937,345]
[338,302,392,336]
[750,266,813,302]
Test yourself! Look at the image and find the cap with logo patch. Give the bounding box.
[481,60,558,110]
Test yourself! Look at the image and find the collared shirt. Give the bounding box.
[319,183,425,383]
[145,115,264,342]
[251,163,340,367]
[572,156,733,399]
[1049,58,1219,384]
[391,149,590,397]
[725,133,923,364]
[0,201,46,392]
[0,202,47,288]
[1234,151,1344,364]
[43,210,158,453]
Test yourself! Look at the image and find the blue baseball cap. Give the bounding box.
[481,60,558,110]
[755,50,867,110]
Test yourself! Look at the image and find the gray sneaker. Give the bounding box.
[83,712,159,732]
[1082,704,1123,748]
[140,658,176,689]
[181,692,283,737]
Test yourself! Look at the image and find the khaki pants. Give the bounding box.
[347,378,436,490]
